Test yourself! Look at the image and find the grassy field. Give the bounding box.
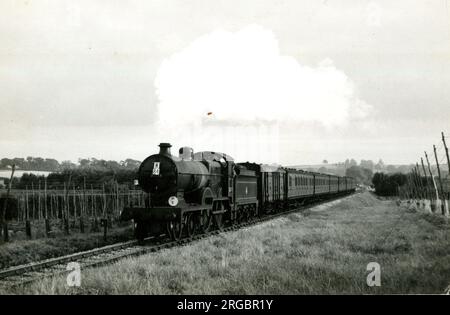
[2,192,450,294]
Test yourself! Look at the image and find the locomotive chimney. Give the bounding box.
[159,143,172,157]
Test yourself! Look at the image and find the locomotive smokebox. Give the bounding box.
[159,143,172,157]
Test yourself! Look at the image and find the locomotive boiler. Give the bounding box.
[138,143,222,207]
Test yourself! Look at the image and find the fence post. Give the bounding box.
[433,145,445,215]
[442,132,450,217]
[31,182,35,221]
[44,178,50,236]
[72,183,77,228]
[412,166,422,208]
[2,164,16,242]
[64,178,70,235]
[414,163,425,210]
[37,180,41,221]
[425,151,438,212]
[80,177,86,233]
[421,158,431,198]
[25,185,31,239]
[91,185,99,232]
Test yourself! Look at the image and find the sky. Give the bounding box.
[1,0,450,165]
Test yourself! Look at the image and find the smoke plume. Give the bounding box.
[153,25,372,162]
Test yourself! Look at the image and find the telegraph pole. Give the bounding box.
[433,145,445,215]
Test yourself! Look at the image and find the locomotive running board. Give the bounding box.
[211,210,227,215]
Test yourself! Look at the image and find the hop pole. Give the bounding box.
[433,145,445,215]
[2,164,16,242]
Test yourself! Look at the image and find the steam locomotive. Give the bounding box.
[120,143,356,241]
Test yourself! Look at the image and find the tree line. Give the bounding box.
[0,157,142,190]
[5,169,138,191]
[0,157,141,172]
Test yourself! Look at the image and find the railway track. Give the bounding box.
[0,194,352,289]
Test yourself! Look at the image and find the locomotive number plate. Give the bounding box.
[152,162,160,175]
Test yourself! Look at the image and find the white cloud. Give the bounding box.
[155,24,372,128]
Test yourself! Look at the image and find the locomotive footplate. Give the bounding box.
[120,206,181,221]
[121,205,212,222]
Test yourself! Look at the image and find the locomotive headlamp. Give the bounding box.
[168,196,179,207]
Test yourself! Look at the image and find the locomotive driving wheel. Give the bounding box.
[213,202,224,230]
[186,213,198,237]
[166,218,183,241]
[214,213,224,230]
[199,210,212,233]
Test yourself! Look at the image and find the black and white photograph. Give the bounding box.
[0,0,450,300]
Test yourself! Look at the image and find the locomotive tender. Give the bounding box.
[120,143,356,241]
